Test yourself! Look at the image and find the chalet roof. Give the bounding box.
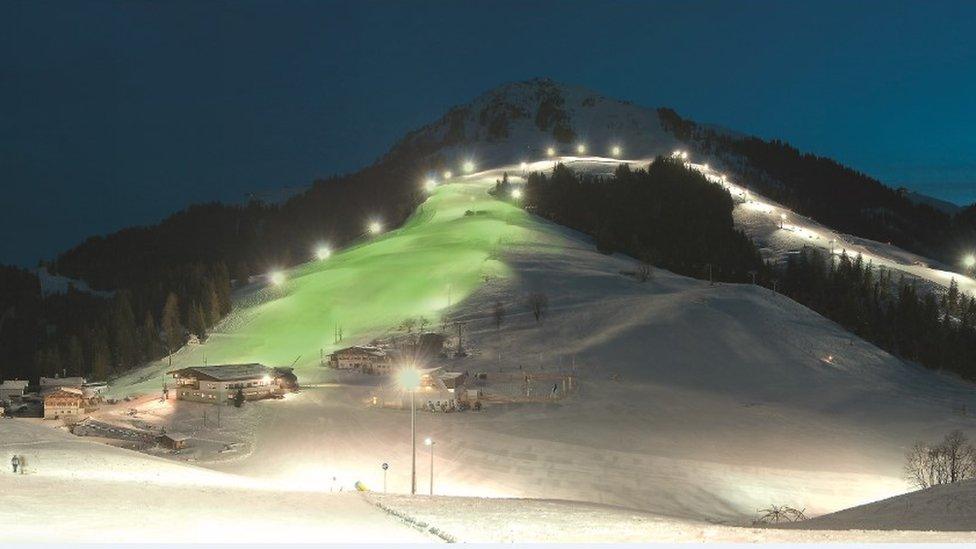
[167,363,272,382]
[45,388,84,400]
[160,432,191,442]
[439,372,466,380]
[40,376,87,386]
[0,380,29,389]
[333,346,388,357]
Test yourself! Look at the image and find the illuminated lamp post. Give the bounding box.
[397,367,422,495]
[424,437,435,496]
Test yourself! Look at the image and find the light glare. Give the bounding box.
[315,246,332,261]
[397,367,422,390]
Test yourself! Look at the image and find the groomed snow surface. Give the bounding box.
[10,158,976,542]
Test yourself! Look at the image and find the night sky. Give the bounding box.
[2,0,974,267]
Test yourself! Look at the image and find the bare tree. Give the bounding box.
[492,301,506,330]
[401,318,417,334]
[525,292,549,323]
[905,430,976,489]
[636,262,653,283]
[754,505,807,525]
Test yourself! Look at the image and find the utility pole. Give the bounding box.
[410,389,416,495]
[426,439,435,496]
[382,463,389,493]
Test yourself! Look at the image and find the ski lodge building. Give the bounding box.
[43,388,88,420]
[328,346,394,374]
[0,379,29,403]
[39,376,88,396]
[167,363,292,404]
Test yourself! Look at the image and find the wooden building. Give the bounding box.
[43,388,87,420]
[168,363,284,404]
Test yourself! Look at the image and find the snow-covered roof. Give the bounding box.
[0,379,29,389]
[160,432,191,442]
[439,372,466,380]
[40,376,87,386]
[333,346,388,358]
[168,363,272,382]
[45,388,84,400]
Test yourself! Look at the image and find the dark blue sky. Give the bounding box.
[2,0,974,267]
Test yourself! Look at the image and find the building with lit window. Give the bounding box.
[168,363,280,404]
[43,388,88,420]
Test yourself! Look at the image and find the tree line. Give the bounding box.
[657,107,976,269]
[777,247,976,380]
[2,153,435,384]
[0,262,231,382]
[494,158,764,282]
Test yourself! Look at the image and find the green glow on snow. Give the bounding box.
[162,180,532,373]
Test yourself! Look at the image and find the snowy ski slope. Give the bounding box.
[100,163,976,528]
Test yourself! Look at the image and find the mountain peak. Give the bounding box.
[383,79,679,167]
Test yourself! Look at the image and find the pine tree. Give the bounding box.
[205,280,221,327]
[141,311,161,359]
[189,301,207,339]
[90,330,112,380]
[66,335,84,376]
[111,290,139,371]
[161,293,184,361]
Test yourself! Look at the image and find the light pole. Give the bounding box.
[424,437,435,495]
[381,462,389,493]
[964,254,976,274]
[410,388,416,495]
[397,368,422,496]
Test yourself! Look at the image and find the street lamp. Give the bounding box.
[511,188,522,200]
[315,245,331,261]
[546,147,556,157]
[425,178,437,192]
[611,145,621,158]
[424,437,435,496]
[381,462,389,493]
[269,271,285,286]
[576,143,586,155]
[397,367,422,495]
[368,220,383,235]
[779,213,787,229]
[443,170,453,180]
[964,255,976,271]
[462,160,475,174]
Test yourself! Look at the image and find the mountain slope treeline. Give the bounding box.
[495,158,764,282]
[0,158,430,383]
[777,248,976,380]
[657,108,976,268]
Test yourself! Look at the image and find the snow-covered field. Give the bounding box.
[367,493,976,543]
[0,419,432,543]
[5,416,975,543]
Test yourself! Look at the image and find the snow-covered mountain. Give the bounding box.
[383,78,975,297]
[383,77,680,168]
